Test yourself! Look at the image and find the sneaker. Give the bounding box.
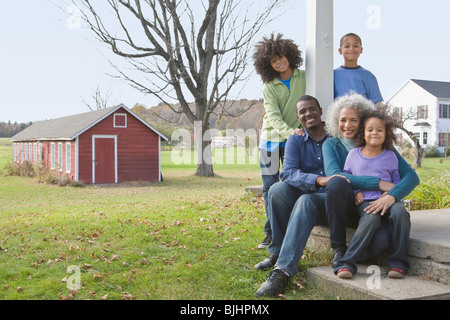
[332,247,346,268]
[254,254,278,270]
[258,234,272,249]
[388,268,405,279]
[256,269,290,298]
[337,268,353,279]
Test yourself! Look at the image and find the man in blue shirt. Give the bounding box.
[255,95,348,297]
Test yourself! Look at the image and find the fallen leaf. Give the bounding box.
[121,293,136,300]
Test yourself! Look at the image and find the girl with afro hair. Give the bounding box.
[253,33,306,248]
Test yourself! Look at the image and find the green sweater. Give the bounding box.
[260,69,306,142]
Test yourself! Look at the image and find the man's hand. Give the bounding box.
[316,174,350,187]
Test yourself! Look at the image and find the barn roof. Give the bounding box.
[10,104,168,142]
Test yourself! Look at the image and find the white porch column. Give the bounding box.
[305,0,334,114]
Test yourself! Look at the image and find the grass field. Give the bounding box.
[0,140,329,300]
[0,138,448,300]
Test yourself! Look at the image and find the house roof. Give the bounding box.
[11,104,168,142]
[410,79,450,99]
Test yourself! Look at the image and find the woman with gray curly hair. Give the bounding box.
[324,93,375,138]
[322,93,420,275]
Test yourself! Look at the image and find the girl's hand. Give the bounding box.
[354,192,364,206]
[364,194,396,216]
[292,128,305,136]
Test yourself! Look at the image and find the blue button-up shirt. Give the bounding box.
[280,131,328,193]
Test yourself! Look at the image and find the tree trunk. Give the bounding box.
[400,128,423,168]
[414,141,424,168]
[194,120,214,177]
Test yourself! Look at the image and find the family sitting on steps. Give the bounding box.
[252,33,419,297]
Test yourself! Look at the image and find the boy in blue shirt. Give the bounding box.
[334,33,383,104]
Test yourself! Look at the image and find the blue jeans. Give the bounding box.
[334,200,411,274]
[326,176,394,262]
[260,147,285,236]
[325,177,359,249]
[267,182,327,276]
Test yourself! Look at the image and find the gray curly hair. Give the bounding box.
[325,93,376,137]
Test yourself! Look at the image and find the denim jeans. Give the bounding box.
[267,182,327,277]
[334,200,411,275]
[326,176,394,262]
[259,147,285,236]
[325,177,359,249]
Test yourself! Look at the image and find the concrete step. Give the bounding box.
[308,208,450,285]
[307,264,450,300]
[307,208,450,300]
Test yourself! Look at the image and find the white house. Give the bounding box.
[387,79,450,155]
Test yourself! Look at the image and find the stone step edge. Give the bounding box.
[307,264,450,300]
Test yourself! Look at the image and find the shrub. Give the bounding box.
[2,160,84,187]
[2,161,35,177]
[407,173,450,210]
[424,145,440,158]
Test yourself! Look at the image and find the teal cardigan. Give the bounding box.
[322,137,420,200]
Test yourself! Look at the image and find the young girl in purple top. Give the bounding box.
[335,109,413,279]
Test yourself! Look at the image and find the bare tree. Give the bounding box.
[391,106,424,167]
[72,0,280,177]
[82,84,113,110]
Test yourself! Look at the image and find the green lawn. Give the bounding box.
[0,139,448,300]
[0,142,329,300]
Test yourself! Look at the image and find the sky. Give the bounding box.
[1,0,450,124]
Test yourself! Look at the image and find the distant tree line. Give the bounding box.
[0,121,32,138]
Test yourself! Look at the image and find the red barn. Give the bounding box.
[11,104,168,184]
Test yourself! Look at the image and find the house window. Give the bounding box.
[66,143,71,173]
[423,132,428,145]
[440,104,450,119]
[58,142,63,171]
[439,133,450,148]
[114,114,127,128]
[51,143,56,169]
[413,132,420,142]
[417,105,428,119]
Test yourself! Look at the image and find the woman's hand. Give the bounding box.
[379,180,395,193]
[364,194,396,216]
